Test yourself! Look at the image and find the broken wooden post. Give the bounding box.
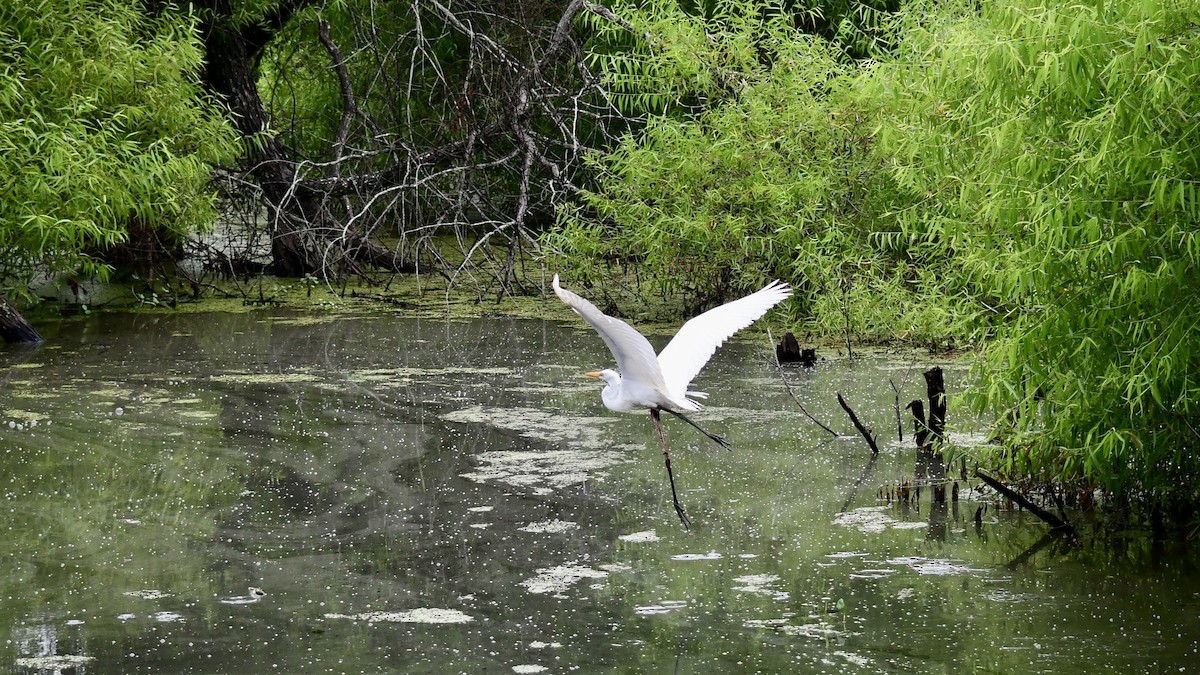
[906,399,928,449]
[909,367,950,505]
[923,367,946,444]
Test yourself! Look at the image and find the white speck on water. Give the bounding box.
[947,431,993,447]
[745,616,851,639]
[529,641,563,649]
[124,590,172,600]
[512,666,547,674]
[833,506,891,533]
[519,519,578,534]
[469,523,492,529]
[324,608,475,624]
[732,574,789,600]
[835,651,871,666]
[743,617,793,628]
[445,406,633,493]
[618,530,659,543]
[213,587,267,605]
[635,600,687,615]
[347,366,513,386]
[442,405,612,446]
[849,569,897,579]
[733,573,779,586]
[834,506,927,533]
[984,589,1030,602]
[117,614,137,621]
[467,505,494,512]
[670,551,722,561]
[897,588,915,600]
[209,372,320,384]
[886,556,980,576]
[152,612,185,623]
[15,655,95,668]
[778,623,845,639]
[597,563,631,573]
[520,564,608,595]
[826,551,868,559]
[459,447,630,493]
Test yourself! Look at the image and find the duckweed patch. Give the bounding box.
[324,608,475,624]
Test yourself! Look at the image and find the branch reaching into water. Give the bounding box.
[766,328,840,438]
[976,470,1076,537]
[889,378,903,443]
[837,392,880,456]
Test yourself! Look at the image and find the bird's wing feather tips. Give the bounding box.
[551,275,668,391]
[657,280,791,398]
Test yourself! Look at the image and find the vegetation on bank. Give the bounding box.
[0,1,238,301]
[548,0,1200,525]
[4,0,1200,526]
[872,0,1200,524]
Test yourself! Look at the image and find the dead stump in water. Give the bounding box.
[908,367,948,505]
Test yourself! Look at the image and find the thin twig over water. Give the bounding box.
[767,328,840,438]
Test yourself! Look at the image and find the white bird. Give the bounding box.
[552,274,791,528]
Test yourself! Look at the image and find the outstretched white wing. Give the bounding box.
[552,275,668,393]
[656,280,791,398]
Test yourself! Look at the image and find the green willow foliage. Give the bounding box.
[873,0,1200,509]
[0,0,237,295]
[582,0,898,115]
[546,0,958,339]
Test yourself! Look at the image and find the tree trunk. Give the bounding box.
[0,294,43,344]
[198,0,320,277]
[198,1,419,278]
[922,367,948,503]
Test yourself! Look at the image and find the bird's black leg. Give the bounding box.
[651,408,691,530]
[662,408,733,450]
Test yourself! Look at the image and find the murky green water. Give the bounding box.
[0,310,1197,673]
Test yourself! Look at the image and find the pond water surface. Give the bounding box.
[0,309,1197,674]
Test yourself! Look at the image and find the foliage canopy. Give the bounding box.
[0,0,237,297]
[547,0,1200,515]
[874,0,1200,511]
[546,0,963,339]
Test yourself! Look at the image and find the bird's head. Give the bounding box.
[585,369,620,386]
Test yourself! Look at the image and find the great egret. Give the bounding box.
[552,274,791,528]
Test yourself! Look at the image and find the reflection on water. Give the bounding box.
[0,310,1197,673]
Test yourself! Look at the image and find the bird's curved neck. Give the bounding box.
[599,374,625,412]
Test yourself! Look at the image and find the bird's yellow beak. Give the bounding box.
[584,371,602,379]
